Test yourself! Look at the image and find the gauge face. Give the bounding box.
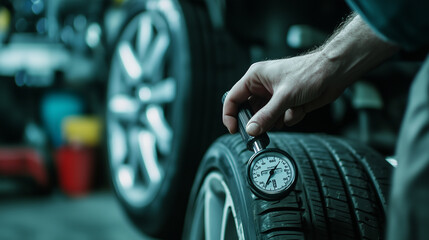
[247,149,297,199]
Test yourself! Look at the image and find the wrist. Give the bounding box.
[313,49,346,86]
[318,15,399,85]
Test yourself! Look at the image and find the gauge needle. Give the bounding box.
[265,162,280,187]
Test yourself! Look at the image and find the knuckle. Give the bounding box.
[248,62,262,72]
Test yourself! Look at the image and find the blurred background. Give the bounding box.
[0,0,424,239]
[0,0,151,239]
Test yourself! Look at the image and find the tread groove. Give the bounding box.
[314,135,386,240]
[258,207,305,215]
[261,226,305,234]
[335,138,389,213]
[295,137,332,240]
[311,135,362,239]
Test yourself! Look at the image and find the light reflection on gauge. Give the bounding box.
[247,149,297,200]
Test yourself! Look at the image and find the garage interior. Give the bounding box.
[0,0,426,239]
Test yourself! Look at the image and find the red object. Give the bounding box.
[0,148,49,187]
[55,145,94,196]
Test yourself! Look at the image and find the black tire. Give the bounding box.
[106,0,247,238]
[183,133,392,239]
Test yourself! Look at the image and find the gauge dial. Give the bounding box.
[247,149,297,200]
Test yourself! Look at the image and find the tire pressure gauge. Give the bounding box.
[247,149,297,200]
[223,92,298,200]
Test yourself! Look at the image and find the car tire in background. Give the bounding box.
[183,133,392,239]
[105,0,247,237]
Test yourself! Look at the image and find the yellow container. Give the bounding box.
[0,7,11,32]
[62,116,102,147]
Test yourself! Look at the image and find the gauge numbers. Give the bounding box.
[247,149,297,200]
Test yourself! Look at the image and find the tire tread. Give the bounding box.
[190,133,391,239]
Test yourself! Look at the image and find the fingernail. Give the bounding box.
[246,122,261,136]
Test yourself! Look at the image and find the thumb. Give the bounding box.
[246,93,288,136]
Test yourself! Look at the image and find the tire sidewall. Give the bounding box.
[184,141,259,239]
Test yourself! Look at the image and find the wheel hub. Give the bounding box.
[107,0,185,208]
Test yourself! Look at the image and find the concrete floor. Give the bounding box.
[0,191,156,240]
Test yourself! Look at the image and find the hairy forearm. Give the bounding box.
[319,14,400,84]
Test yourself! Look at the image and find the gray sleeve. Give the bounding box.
[346,0,429,50]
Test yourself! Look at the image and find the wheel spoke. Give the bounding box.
[108,121,128,165]
[187,173,243,240]
[190,194,205,239]
[145,33,170,80]
[117,165,136,189]
[138,130,162,183]
[220,200,231,240]
[144,105,173,155]
[138,77,176,104]
[118,41,143,83]
[128,127,142,170]
[204,190,223,240]
[108,94,140,120]
[220,196,238,240]
[137,14,153,61]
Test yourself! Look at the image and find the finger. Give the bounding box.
[222,79,252,133]
[283,90,339,126]
[246,93,288,136]
[284,107,306,126]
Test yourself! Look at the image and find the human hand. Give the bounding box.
[222,51,350,136]
[222,14,399,137]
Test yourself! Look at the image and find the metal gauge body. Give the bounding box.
[247,149,297,200]
[222,91,298,200]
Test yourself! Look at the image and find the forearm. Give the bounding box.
[319,14,400,85]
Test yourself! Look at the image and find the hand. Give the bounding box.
[222,14,398,137]
[223,51,348,136]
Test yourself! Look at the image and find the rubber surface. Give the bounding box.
[185,133,392,239]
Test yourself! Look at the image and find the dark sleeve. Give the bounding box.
[346,0,429,50]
